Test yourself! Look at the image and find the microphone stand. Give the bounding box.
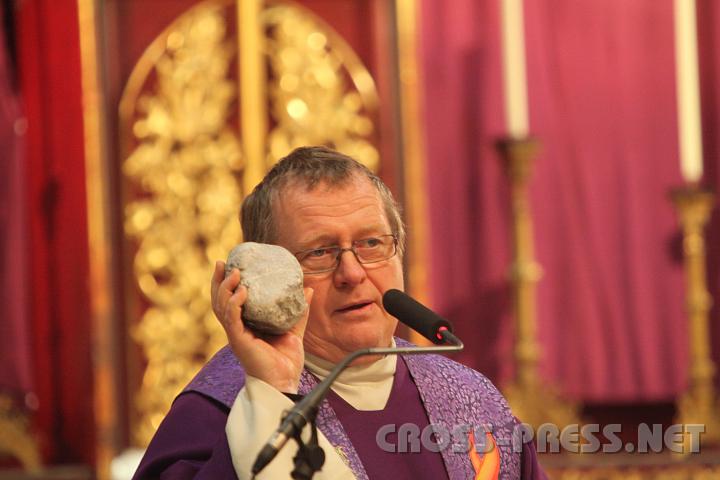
[253,330,464,478]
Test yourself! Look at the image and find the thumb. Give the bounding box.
[291,287,314,338]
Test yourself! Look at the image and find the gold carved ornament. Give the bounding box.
[263,0,379,169]
[120,0,380,447]
[120,1,243,446]
[0,394,41,471]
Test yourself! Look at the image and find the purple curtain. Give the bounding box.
[421,0,695,402]
[0,9,32,399]
[697,0,720,397]
[420,0,515,385]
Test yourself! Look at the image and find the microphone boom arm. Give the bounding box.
[252,332,463,476]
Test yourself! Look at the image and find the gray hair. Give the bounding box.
[241,146,406,255]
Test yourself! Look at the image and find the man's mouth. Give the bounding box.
[337,301,373,313]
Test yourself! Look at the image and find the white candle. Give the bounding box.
[500,0,529,138]
[674,0,703,183]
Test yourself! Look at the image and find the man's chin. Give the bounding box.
[304,321,396,362]
[339,331,392,354]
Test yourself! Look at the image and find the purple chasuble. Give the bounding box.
[133,393,238,479]
[323,356,449,479]
[135,338,548,479]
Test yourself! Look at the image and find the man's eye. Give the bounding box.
[307,248,331,258]
[359,237,382,248]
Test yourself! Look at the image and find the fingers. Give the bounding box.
[222,284,248,344]
[212,262,241,321]
[211,260,225,314]
[212,260,225,287]
[226,283,247,320]
[212,262,248,352]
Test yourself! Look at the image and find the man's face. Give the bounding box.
[273,175,404,363]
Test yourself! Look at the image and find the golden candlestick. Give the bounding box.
[0,394,41,472]
[497,138,580,429]
[670,186,720,448]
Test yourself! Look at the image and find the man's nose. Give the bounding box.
[333,249,366,287]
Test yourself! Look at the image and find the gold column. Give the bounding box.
[670,186,720,447]
[77,0,120,477]
[238,0,268,195]
[395,0,430,346]
[498,138,579,428]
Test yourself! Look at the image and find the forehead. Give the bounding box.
[272,176,390,246]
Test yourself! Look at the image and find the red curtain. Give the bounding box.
[16,0,94,463]
[420,0,515,385]
[420,0,714,403]
[526,0,686,402]
[0,2,32,402]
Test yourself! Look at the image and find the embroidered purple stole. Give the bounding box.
[184,339,521,479]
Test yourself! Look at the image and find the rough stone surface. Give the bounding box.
[225,242,306,335]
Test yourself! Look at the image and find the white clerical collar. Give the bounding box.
[304,339,397,411]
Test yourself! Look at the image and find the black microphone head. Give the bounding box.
[382,289,453,344]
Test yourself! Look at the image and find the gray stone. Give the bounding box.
[225,242,307,335]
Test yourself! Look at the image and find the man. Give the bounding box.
[134,146,546,479]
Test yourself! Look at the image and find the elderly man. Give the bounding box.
[134,146,546,479]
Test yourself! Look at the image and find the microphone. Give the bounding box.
[251,290,463,476]
[382,289,458,345]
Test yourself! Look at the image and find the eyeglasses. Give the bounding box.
[294,234,398,274]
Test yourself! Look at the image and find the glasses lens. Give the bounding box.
[355,235,396,263]
[297,235,397,274]
[298,247,339,273]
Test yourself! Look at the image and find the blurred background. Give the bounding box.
[1,0,720,478]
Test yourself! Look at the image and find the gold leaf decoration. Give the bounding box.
[120,1,242,446]
[263,1,380,170]
[120,0,381,447]
[0,394,41,471]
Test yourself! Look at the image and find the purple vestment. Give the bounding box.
[134,339,547,479]
[324,356,449,479]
